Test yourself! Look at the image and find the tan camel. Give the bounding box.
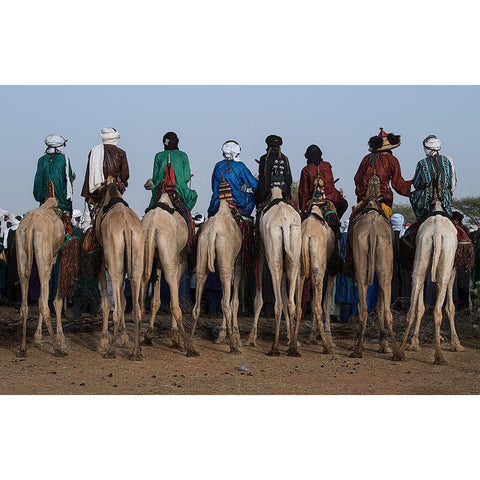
[140,192,198,356]
[298,204,336,354]
[349,200,404,361]
[191,199,243,354]
[16,197,68,357]
[96,181,145,360]
[400,200,463,364]
[246,187,302,356]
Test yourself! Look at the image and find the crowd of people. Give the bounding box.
[0,126,477,322]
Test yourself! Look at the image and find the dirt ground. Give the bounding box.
[0,304,479,394]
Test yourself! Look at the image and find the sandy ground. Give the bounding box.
[0,305,479,394]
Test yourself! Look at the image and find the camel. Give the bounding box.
[16,197,68,357]
[191,198,243,354]
[246,187,302,356]
[400,199,463,364]
[96,181,145,360]
[349,199,404,361]
[298,204,336,354]
[140,192,198,357]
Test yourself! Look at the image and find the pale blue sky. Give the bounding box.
[0,86,478,217]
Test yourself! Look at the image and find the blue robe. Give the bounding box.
[207,159,258,217]
[410,155,454,219]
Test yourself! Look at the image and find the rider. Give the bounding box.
[298,144,348,221]
[207,140,258,217]
[33,134,74,214]
[255,134,293,208]
[147,131,197,211]
[81,127,129,208]
[353,127,412,220]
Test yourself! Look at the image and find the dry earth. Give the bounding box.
[0,305,479,394]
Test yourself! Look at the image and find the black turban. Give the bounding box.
[304,144,323,164]
[163,131,179,150]
[265,134,283,148]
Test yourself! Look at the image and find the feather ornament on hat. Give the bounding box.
[368,127,401,152]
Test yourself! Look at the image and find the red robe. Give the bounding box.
[298,161,348,218]
[354,152,412,207]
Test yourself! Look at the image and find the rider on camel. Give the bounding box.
[81,127,129,208]
[298,144,348,223]
[208,140,258,217]
[34,134,74,214]
[255,134,293,208]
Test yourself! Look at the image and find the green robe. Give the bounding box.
[33,153,73,212]
[148,150,197,210]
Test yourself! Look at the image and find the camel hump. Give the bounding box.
[39,197,58,210]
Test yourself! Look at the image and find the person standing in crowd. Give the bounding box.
[207,140,258,217]
[33,134,74,214]
[390,213,411,304]
[298,144,348,220]
[0,209,9,301]
[81,127,129,208]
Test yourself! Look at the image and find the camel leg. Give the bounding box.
[216,315,228,344]
[53,280,67,352]
[401,274,424,351]
[376,287,392,354]
[129,276,143,361]
[350,281,368,358]
[311,275,331,355]
[408,283,426,352]
[143,270,161,346]
[119,283,130,348]
[98,265,111,353]
[104,274,123,359]
[247,255,264,346]
[323,274,336,348]
[281,275,291,345]
[219,267,240,354]
[231,262,243,349]
[17,264,32,357]
[267,265,283,357]
[34,312,43,346]
[433,278,449,365]
[446,270,464,352]
[285,261,300,356]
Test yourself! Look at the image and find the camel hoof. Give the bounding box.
[129,352,144,361]
[392,352,406,362]
[16,349,27,358]
[229,349,242,355]
[349,351,363,358]
[214,332,227,344]
[186,349,200,357]
[54,350,68,357]
[141,337,153,346]
[103,351,116,359]
[450,344,466,352]
[407,342,421,352]
[33,336,42,346]
[287,348,301,357]
[266,349,281,357]
[98,336,109,353]
[379,344,393,354]
[434,357,448,366]
[328,341,337,349]
[322,348,333,355]
[119,334,130,348]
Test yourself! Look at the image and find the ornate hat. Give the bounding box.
[368,127,401,152]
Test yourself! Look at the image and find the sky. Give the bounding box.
[0,85,479,217]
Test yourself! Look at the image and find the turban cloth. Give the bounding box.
[222,140,241,160]
[423,135,441,156]
[101,127,120,145]
[45,134,67,149]
[305,144,323,164]
[44,133,73,201]
[390,213,405,231]
[163,132,179,150]
[265,135,283,147]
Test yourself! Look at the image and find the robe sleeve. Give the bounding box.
[81,153,91,199]
[390,155,412,197]
[320,162,336,201]
[182,152,193,186]
[239,162,258,191]
[283,155,293,199]
[298,167,310,212]
[354,157,367,198]
[120,150,129,187]
[412,162,424,190]
[33,158,45,203]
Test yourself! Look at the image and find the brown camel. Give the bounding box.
[246,187,302,356]
[140,192,198,357]
[297,204,336,354]
[400,200,462,364]
[349,200,404,361]
[191,199,243,354]
[96,181,145,360]
[16,197,68,357]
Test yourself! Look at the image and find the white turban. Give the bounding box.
[391,213,405,231]
[0,209,9,238]
[45,133,67,150]
[222,140,241,160]
[423,135,441,156]
[192,213,205,226]
[101,127,120,145]
[72,209,82,218]
[340,219,349,233]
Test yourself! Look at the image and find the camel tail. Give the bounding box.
[124,229,133,279]
[302,233,311,279]
[367,218,376,286]
[207,231,217,273]
[431,223,441,283]
[281,224,295,263]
